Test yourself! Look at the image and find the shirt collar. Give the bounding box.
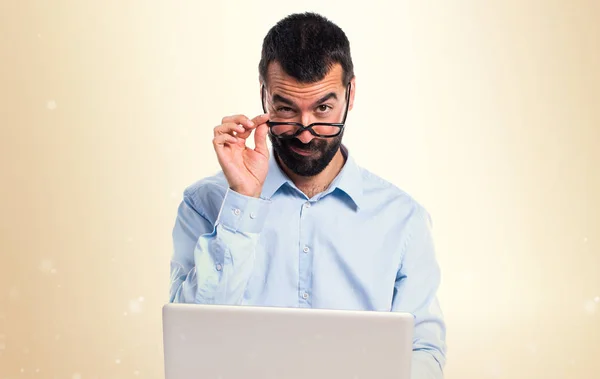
[326,144,364,210]
[260,144,364,210]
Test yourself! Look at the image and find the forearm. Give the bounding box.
[411,350,444,379]
[170,188,270,304]
[194,223,259,304]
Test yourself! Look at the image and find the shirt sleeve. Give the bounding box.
[392,204,448,379]
[169,187,271,304]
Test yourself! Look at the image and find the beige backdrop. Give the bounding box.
[1,1,599,378]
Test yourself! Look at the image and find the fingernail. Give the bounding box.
[248,120,255,127]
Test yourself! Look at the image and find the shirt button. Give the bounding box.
[304,202,311,208]
[233,208,241,216]
[216,264,223,271]
[303,246,310,253]
[249,212,256,219]
[302,292,309,300]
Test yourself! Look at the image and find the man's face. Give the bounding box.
[263,62,354,177]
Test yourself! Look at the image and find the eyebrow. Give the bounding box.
[272,92,339,107]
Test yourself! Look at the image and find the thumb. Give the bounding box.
[254,123,269,156]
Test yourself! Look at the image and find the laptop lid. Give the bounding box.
[162,303,414,379]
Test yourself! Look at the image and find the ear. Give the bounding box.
[348,76,356,111]
[259,76,264,98]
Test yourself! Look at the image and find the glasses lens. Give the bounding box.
[311,124,339,136]
[270,123,340,137]
[271,124,298,137]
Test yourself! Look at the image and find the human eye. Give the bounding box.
[316,104,332,113]
[277,106,294,113]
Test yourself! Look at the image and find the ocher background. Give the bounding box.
[1,1,599,378]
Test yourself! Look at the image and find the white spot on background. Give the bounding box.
[46,100,57,110]
[55,334,61,340]
[39,259,55,274]
[21,368,25,373]
[584,300,597,314]
[594,296,599,303]
[129,298,143,314]
[127,237,133,243]
[170,191,178,199]
[569,358,576,366]
[35,368,40,373]
[72,373,82,379]
[115,358,121,364]
[134,370,140,376]
[0,341,6,350]
[583,237,588,243]
[123,312,128,316]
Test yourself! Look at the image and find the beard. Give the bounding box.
[269,131,344,177]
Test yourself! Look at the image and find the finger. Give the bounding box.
[250,113,270,125]
[213,134,240,148]
[253,123,269,156]
[214,122,245,137]
[221,114,256,129]
[237,113,271,139]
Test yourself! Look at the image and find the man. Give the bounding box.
[169,12,447,379]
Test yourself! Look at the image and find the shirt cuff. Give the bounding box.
[215,188,271,233]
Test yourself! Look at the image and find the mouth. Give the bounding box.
[289,145,315,156]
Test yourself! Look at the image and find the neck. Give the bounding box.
[279,148,346,199]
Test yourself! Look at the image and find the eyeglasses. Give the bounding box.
[261,83,351,139]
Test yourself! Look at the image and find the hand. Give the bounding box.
[212,113,270,198]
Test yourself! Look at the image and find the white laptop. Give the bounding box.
[162,303,414,379]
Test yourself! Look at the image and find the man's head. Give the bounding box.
[259,12,356,177]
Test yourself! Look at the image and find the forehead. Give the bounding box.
[265,62,345,102]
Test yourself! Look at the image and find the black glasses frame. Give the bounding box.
[261,82,352,139]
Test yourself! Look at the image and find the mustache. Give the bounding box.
[281,138,324,151]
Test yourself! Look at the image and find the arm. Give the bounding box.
[392,204,447,379]
[169,187,271,304]
[170,112,271,304]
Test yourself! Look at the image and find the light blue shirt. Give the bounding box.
[169,145,447,379]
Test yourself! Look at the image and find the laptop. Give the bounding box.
[162,303,415,379]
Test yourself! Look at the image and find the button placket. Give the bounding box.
[298,200,313,306]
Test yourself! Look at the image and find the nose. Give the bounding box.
[296,129,315,144]
[297,113,316,144]
[301,113,313,128]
